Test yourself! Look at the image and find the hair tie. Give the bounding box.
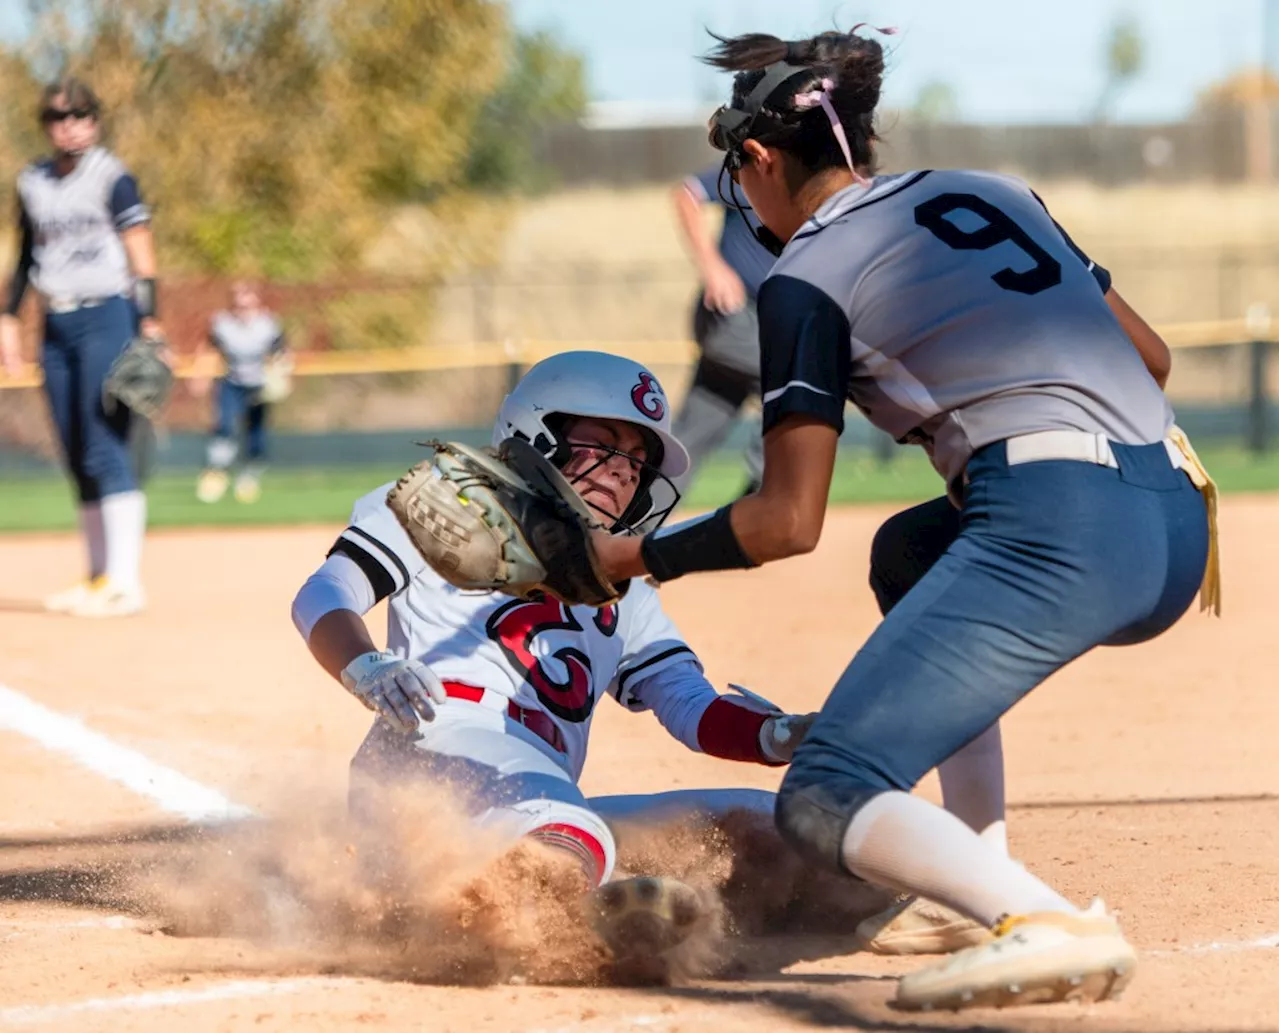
[850,23,898,37]
[783,41,807,63]
[793,78,869,185]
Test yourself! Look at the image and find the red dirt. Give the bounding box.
[0,496,1275,1032]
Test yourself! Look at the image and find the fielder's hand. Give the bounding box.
[758,712,818,763]
[340,650,447,733]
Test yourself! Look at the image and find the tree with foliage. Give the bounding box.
[1093,13,1144,123]
[1,0,586,279]
[910,80,960,125]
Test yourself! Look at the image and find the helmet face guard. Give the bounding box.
[706,61,818,257]
[545,420,680,536]
[492,352,690,537]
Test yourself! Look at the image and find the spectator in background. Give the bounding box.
[191,281,289,504]
[669,165,777,497]
[0,77,163,618]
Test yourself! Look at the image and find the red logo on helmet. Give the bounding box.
[630,372,665,422]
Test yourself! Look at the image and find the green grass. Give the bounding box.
[0,446,1274,534]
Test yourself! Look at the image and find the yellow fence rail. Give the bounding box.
[0,316,1275,391]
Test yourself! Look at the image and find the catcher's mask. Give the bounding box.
[492,351,690,536]
[706,61,814,257]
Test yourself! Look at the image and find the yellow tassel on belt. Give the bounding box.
[1166,426,1221,617]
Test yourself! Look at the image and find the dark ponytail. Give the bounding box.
[703,28,888,177]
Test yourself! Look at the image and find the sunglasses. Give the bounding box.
[41,108,94,124]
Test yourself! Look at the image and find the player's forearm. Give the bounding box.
[1105,287,1171,388]
[120,224,157,279]
[672,185,723,277]
[306,608,379,683]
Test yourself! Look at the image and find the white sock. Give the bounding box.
[938,723,1008,854]
[81,502,106,580]
[841,791,1077,926]
[101,490,146,591]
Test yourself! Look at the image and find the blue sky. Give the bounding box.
[0,1,1272,124]
[512,0,1277,123]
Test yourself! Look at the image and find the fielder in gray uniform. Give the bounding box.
[192,281,287,504]
[0,77,164,618]
[669,165,776,495]
[592,26,1214,1012]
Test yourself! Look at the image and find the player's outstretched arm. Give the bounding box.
[593,413,839,584]
[292,554,445,734]
[623,660,818,765]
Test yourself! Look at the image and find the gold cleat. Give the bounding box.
[895,899,1136,1012]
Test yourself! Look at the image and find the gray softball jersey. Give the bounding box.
[758,170,1172,488]
[16,147,149,301]
[210,311,285,387]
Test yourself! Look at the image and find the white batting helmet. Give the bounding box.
[492,351,691,533]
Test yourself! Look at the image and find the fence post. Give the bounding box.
[1246,304,1272,454]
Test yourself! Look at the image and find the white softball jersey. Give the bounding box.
[302,483,719,781]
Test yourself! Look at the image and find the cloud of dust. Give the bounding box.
[116,787,883,988]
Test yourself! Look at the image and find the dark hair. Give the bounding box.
[39,77,102,121]
[703,29,886,180]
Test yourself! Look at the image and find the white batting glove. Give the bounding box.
[340,651,447,734]
[758,712,819,763]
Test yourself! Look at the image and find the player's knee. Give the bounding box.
[775,767,885,875]
[518,801,616,887]
[868,497,960,616]
[868,513,916,615]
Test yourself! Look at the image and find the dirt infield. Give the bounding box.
[0,496,1275,1032]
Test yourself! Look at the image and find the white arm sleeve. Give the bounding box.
[293,482,429,642]
[625,659,719,753]
[290,552,378,642]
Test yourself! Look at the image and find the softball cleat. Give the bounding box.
[196,468,229,503]
[856,895,991,955]
[44,575,105,613]
[894,899,1136,1011]
[67,578,147,619]
[585,875,704,962]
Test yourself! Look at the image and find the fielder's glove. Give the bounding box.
[103,334,174,420]
[340,650,447,734]
[385,437,619,607]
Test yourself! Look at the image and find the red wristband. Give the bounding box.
[696,696,783,766]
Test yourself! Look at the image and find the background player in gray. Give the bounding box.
[668,165,775,495]
[590,26,1213,1012]
[0,77,165,618]
[191,280,288,504]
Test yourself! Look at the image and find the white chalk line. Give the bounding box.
[1148,932,1279,957]
[0,683,254,823]
[0,978,356,1026]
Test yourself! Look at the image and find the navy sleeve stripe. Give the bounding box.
[343,525,410,590]
[327,539,396,603]
[615,646,697,697]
